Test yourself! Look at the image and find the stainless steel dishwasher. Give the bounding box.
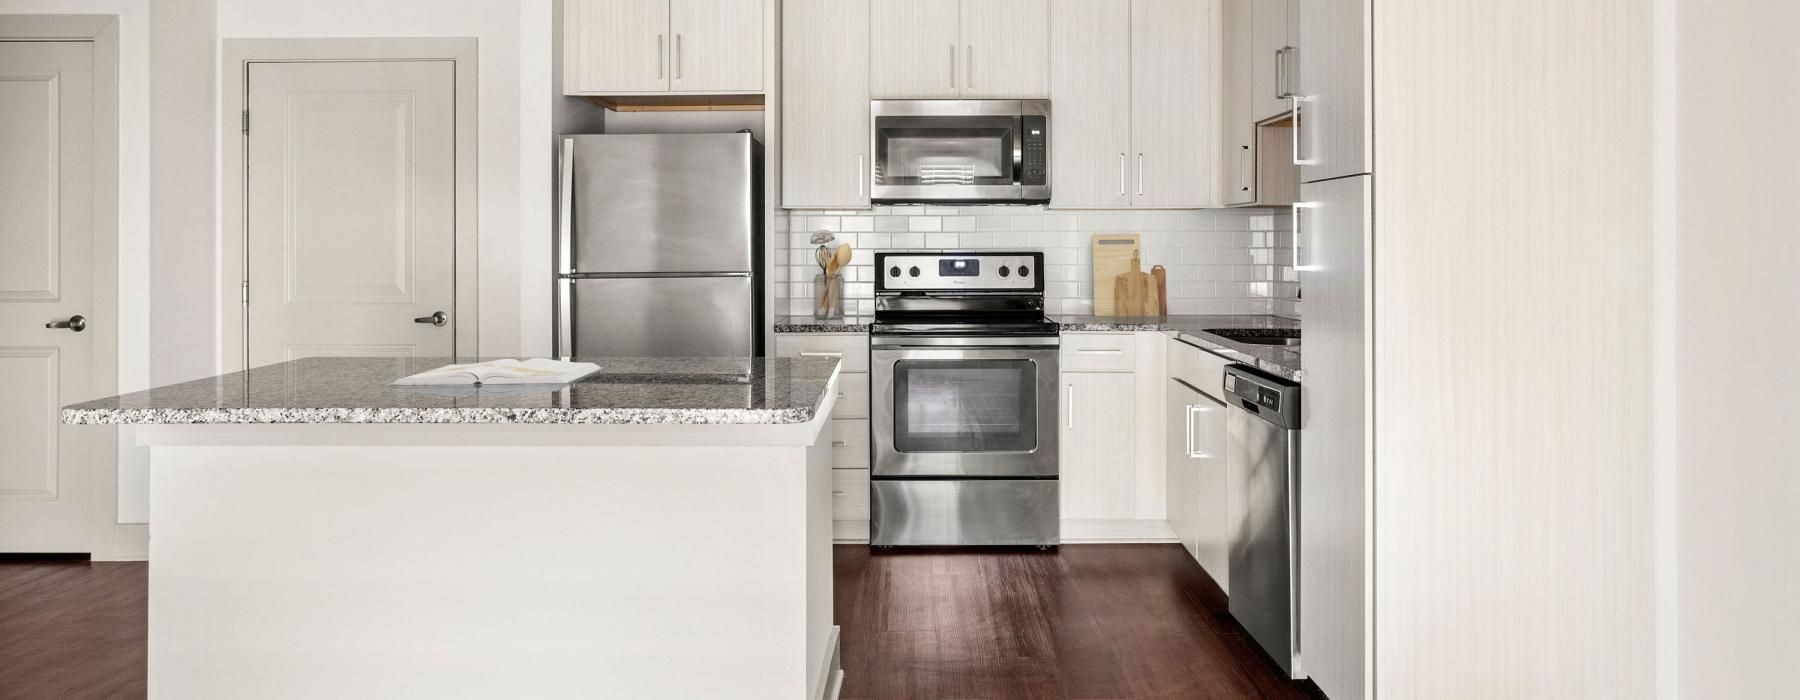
[1222,364,1302,678]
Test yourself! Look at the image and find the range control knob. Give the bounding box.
[998,266,1011,277]
[908,266,921,278]
[1018,265,1031,277]
[889,265,901,277]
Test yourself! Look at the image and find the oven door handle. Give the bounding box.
[871,337,1061,349]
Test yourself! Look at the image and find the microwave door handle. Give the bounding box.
[1012,115,1025,186]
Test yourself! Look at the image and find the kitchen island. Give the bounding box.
[63,356,843,700]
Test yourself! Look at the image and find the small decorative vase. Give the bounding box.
[814,273,844,320]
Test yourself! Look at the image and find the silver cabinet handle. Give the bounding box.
[857,154,866,197]
[798,351,842,358]
[950,44,957,88]
[831,440,849,447]
[1184,403,1199,456]
[966,44,974,90]
[1075,348,1123,354]
[657,35,665,79]
[1065,383,1075,430]
[1291,95,1315,165]
[45,315,86,332]
[1276,46,1297,99]
[1118,153,1126,196]
[1135,154,1144,196]
[414,311,448,327]
[675,34,683,79]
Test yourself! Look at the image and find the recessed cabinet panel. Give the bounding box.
[869,0,961,99]
[565,0,671,93]
[782,0,872,208]
[1049,0,1133,209]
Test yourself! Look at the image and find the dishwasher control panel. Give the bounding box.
[1223,365,1300,429]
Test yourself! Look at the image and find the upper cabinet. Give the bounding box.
[870,0,1049,100]
[1051,0,1216,209]
[1252,0,1298,122]
[563,0,765,95]
[783,0,871,209]
[1296,0,1370,182]
[1220,0,1298,206]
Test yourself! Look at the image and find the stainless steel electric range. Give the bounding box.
[868,251,1060,547]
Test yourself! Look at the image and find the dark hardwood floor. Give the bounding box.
[834,544,1324,700]
[0,545,1318,699]
[0,558,145,700]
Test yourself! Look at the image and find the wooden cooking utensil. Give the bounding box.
[1151,265,1167,316]
[830,243,852,274]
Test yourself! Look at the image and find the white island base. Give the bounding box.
[139,420,839,700]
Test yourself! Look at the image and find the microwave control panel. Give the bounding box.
[1021,115,1048,186]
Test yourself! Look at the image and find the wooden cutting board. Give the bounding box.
[1112,254,1162,317]
[1092,234,1141,316]
[1151,265,1168,316]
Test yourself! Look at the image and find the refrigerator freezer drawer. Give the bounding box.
[559,276,756,358]
[870,479,1059,546]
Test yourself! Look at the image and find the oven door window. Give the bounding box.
[892,359,1037,453]
[873,115,1016,187]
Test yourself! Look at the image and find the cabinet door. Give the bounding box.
[1297,174,1369,699]
[960,0,1050,98]
[1221,0,1258,205]
[1060,372,1136,519]
[1048,0,1131,209]
[782,0,871,209]
[869,0,960,99]
[1251,0,1293,121]
[1130,0,1215,207]
[1190,388,1230,589]
[565,0,670,94]
[1297,0,1370,181]
[1166,380,1202,560]
[669,0,764,92]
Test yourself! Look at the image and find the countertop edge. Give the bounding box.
[60,406,823,426]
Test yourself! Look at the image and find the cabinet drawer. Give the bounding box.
[829,419,870,470]
[830,372,870,419]
[1169,336,1232,401]
[831,468,871,519]
[775,334,870,372]
[1060,333,1138,372]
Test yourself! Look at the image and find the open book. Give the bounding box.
[389,359,600,387]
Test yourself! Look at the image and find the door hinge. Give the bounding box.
[240,281,249,303]
[241,109,249,134]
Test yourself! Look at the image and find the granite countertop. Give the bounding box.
[773,315,874,333]
[61,356,841,426]
[1056,314,1303,382]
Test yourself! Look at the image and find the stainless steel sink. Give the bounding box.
[1203,328,1301,346]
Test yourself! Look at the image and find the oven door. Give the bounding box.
[871,340,1059,478]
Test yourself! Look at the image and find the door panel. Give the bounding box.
[1048,0,1131,208]
[1059,371,1134,518]
[0,40,99,553]
[869,0,960,99]
[246,61,457,368]
[960,0,1049,98]
[669,0,763,92]
[1130,0,1215,207]
[1252,0,1293,121]
[566,0,671,93]
[566,276,755,357]
[1296,0,1370,181]
[568,134,755,273]
[1222,0,1258,205]
[781,0,871,208]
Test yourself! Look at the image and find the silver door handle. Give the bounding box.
[45,315,86,332]
[1135,154,1144,196]
[414,311,448,327]
[950,44,957,88]
[1292,202,1308,271]
[798,351,842,358]
[1291,95,1315,165]
[966,44,974,90]
[858,154,866,197]
[1275,46,1296,99]
[1118,153,1126,196]
[1065,383,1075,430]
[1186,404,1213,457]
[657,35,665,79]
[675,34,682,79]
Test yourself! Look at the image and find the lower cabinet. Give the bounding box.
[1166,376,1230,589]
[1059,371,1138,519]
[775,333,871,541]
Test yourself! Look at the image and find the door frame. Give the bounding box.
[0,14,121,557]
[221,38,480,371]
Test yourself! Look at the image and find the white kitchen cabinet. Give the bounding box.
[782,0,872,209]
[775,333,873,540]
[1060,371,1137,519]
[1167,376,1230,588]
[869,0,961,99]
[1129,0,1215,208]
[1296,0,1370,182]
[1298,173,1369,698]
[870,0,1048,99]
[1222,0,1299,207]
[563,0,765,95]
[1252,0,1298,122]
[1049,0,1133,208]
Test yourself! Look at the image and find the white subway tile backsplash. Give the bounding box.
[873,216,908,232]
[925,233,960,248]
[841,216,874,232]
[908,217,942,232]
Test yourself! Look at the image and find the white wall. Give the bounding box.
[1671,0,1800,695]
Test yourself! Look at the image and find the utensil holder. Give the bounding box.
[813,273,844,319]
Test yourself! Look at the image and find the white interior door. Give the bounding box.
[245,60,458,368]
[0,40,103,553]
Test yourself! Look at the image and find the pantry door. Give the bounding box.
[242,58,462,368]
[0,34,112,554]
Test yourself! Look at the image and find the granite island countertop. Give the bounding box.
[773,315,874,333]
[62,356,842,425]
[1056,314,1302,381]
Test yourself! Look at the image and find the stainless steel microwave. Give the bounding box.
[870,100,1050,204]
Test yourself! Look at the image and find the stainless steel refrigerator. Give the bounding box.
[554,133,763,358]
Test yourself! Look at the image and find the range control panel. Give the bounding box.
[874,251,1045,293]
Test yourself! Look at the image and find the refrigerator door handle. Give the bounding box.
[556,277,574,359]
[557,138,575,276]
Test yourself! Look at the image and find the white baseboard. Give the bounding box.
[817,625,842,700]
[96,523,148,561]
[1059,518,1179,543]
[832,519,869,543]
